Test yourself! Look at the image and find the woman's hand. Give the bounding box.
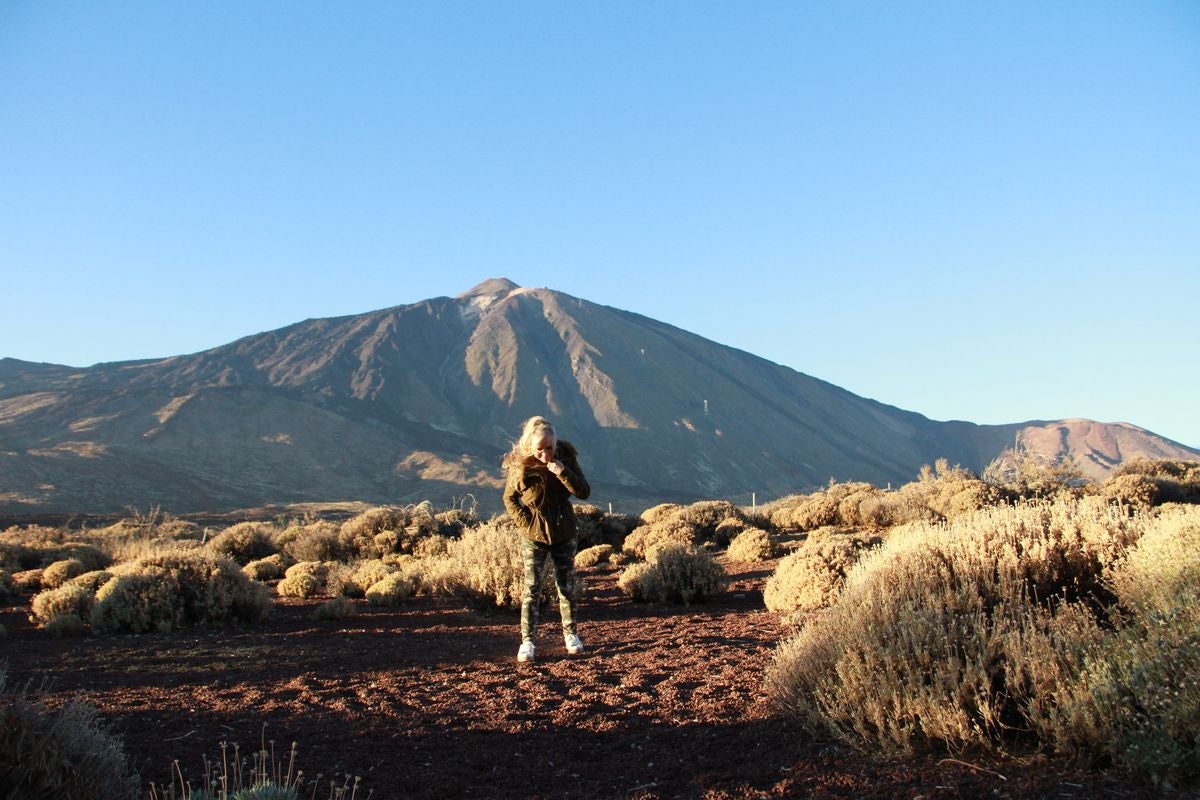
[546,460,565,476]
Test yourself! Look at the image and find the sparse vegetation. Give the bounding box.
[0,664,140,799]
[2,463,1198,791]
[618,543,726,604]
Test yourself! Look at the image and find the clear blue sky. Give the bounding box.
[2,2,1198,447]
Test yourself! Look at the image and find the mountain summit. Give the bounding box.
[1,279,1195,514]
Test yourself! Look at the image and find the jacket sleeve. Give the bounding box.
[556,452,590,501]
[503,469,534,529]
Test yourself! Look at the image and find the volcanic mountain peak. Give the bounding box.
[1,280,1196,515]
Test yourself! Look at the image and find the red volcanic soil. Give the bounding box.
[0,561,1173,799]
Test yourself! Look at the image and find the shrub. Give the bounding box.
[277,561,329,599]
[622,520,698,560]
[313,595,355,621]
[575,544,614,570]
[726,528,776,562]
[1101,473,1161,509]
[0,665,140,799]
[243,553,291,582]
[339,506,410,558]
[44,613,86,638]
[40,558,87,590]
[206,522,279,565]
[618,544,726,604]
[90,552,271,634]
[765,498,1158,756]
[412,534,452,559]
[31,580,102,627]
[282,522,347,564]
[763,529,875,616]
[11,568,43,594]
[365,571,417,606]
[421,518,554,609]
[338,559,396,598]
[640,503,683,525]
[1109,457,1200,504]
[0,569,14,602]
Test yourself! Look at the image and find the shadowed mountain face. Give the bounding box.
[2,279,1196,515]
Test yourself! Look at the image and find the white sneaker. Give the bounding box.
[517,641,536,663]
[564,633,585,655]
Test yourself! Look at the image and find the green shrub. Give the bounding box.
[618,544,726,604]
[90,552,271,634]
[0,664,140,799]
[206,522,279,565]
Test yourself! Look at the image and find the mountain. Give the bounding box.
[2,279,1196,516]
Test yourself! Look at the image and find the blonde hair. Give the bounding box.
[504,416,556,472]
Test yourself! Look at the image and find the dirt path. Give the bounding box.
[0,561,1172,799]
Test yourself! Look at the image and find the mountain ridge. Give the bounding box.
[2,279,1195,515]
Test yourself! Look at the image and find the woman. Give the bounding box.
[502,415,591,663]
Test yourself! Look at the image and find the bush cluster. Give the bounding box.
[618,543,726,604]
[762,529,875,618]
[725,528,776,562]
[766,497,1200,785]
[89,552,272,634]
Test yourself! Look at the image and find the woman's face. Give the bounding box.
[531,435,556,464]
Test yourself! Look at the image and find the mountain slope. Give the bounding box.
[1,280,1195,514]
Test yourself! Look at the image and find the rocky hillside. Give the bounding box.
[2,278,1195,515]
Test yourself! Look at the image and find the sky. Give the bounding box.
[2,2,1198,448]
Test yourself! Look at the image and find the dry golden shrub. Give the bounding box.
[1013,506,1200,783]
[277,561,329,599]
[622,520,698,560]
[421,519,523,608]
[574,544,614,570]
[242,553,291,582]
[365,571,417,606]
[282,521,347,563]
[39,558,87,590]
[341,559,396,598]
[726,528,777,562]
[12,568,44,594]
[313,595,355,621]
[31,583,88,626]
[766,498,1159,756]
[0,664,141,799]
[1101,473,1160,509]
[763,528,874,616]
[412,534,451,559]
[617,543,726,604]
[205,522,278,565]
[1109,457,1200,504]
[90,552,271,634]
[640,503,683,525]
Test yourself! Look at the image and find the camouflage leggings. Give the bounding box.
[520,537,578,643]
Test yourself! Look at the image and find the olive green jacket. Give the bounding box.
[503,440,591,545]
